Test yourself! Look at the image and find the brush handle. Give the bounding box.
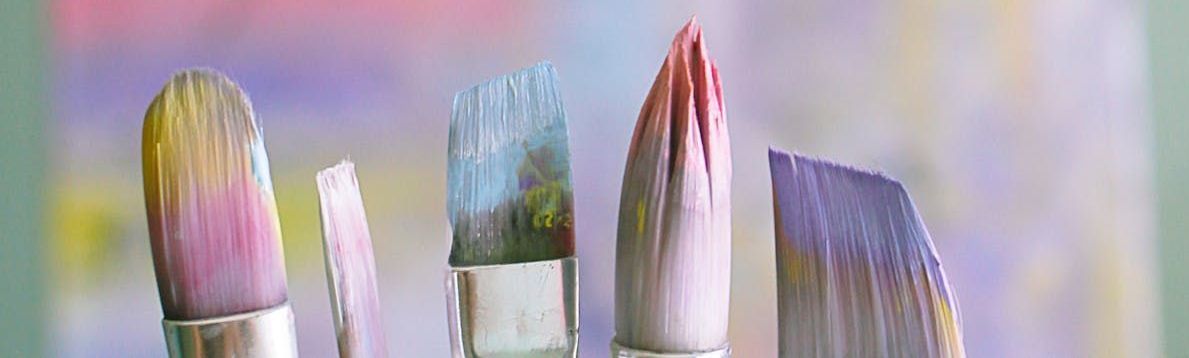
[162,303,298,358]
[447,257,579,358]
[610,341,730,358]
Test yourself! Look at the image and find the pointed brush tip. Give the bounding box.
[684,15,701,31]
[677,16,705,45]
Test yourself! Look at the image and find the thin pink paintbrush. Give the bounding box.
[613,17,732,357]
[317,160,389,357]
[142,69,296,356]
[768,148,965,357]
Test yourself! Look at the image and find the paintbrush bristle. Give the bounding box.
[141,69,287,320]
[317,160,388,357]
[447,61,576,266]
[614,17,732,353]
[768,148,965,358]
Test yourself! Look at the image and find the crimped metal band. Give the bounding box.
[162,303,298,358]
[611,341,730,358]
[447,257,580,357]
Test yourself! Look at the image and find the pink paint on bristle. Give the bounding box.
[615,17,733,353]
[142,70,288,320]
[317,160,389,357]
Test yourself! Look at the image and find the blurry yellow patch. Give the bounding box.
[273,174,322,274]
[51,181,127,287]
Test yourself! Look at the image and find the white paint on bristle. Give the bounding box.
[317,160,389,357]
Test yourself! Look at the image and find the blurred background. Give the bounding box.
[1,0,1186,356]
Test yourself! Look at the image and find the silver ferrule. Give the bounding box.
[610,341,730,358]
[447,256,579,357]
[162,303,298,358]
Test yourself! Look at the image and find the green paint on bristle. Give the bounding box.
[447,62,575,266]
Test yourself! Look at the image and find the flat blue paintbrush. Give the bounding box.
[445,61,579,357]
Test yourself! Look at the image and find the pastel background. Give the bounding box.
[1,0,1185,356]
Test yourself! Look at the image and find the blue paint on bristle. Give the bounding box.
[447,62,576,266]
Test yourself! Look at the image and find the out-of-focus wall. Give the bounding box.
[48,1,1161,357]
[734,1,1157,356]
[0,0,46,356]
[1149,0,1189,355]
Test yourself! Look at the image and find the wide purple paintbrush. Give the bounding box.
[317,160,388,357]
[768,148,965,357]
[142,69,296,357]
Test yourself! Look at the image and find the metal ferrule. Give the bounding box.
[161,303,298,358]
[447,256,579,357]
[610,341,731,358]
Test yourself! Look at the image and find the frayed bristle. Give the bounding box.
[768,148,965,357]
[446,61,576,266]
[614,17,732,353]
[317,160,388,357]
[141,69,287,320]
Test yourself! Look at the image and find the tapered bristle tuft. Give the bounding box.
[768,148,965,358]
[614,17,732,353]
[142,69,287,320]
[447,61,576,266]
[317,160,388,357]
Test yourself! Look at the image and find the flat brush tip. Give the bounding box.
[769,149,900,190]
[447,61,576,266]
[142,69,287,320]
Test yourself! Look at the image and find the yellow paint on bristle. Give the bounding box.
[144,70,255,187]
[525,181,563,229]
[635,199,645,235]
[142,69,281,238]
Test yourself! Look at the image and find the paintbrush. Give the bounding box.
[767,148,966,357]
[317,160,388,357]
[613,17,732,357]
[445,61,579,357]
[142,69,296,357]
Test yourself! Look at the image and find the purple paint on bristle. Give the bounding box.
[519,176,540,190]
[142,70,288,320]
[317,160,388,357]
[768,147,965,358]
